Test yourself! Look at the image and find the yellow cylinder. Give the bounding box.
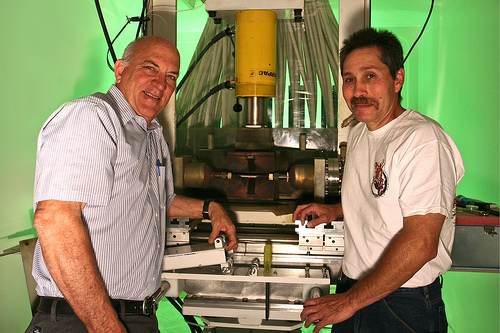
[235,10,277,98]
[264,242,272,276]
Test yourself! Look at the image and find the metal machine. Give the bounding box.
[147,0,369,331]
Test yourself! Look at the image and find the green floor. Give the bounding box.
[156,297,330,333]
[156,271,500,333]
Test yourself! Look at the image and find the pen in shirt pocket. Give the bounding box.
[156,159,161,176]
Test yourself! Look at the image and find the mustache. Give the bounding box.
[351,96,378,108]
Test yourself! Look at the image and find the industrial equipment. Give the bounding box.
[150,0,368,331]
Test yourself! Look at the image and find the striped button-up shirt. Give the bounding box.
[33,85,175,300]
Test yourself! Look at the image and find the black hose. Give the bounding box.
[177,27,235,92]
[166,297,202,333]
[106,20,131,71]
[135,0,148,39]
[176,80,235,128]
[94,0,117,64]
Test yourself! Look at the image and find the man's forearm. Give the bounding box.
[301,213,446,332]
[34,200,125,333]
[166,195,204,220]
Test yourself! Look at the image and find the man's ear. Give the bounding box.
[114,59,124,84]
[395,68,405,93]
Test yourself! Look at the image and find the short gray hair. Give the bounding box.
[121,40,138,66]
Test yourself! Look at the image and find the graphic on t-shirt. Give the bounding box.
[372,160,388,197]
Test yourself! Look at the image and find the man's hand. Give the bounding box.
[293,202,343,228]
[301,293,357,333]
[167,195,238,251]
[207,201,238,251]
[300,212,446,333]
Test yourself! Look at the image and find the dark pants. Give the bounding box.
[25,303,160,333]
[332,275,448,333]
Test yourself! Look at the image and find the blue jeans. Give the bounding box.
[332,275,447,333]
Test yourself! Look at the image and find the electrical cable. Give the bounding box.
[166,297,182,312]
[404,0,434,63]
[177,27,235,92]
[136,0,149,39]
[95,0,150,72]
[166,297,202,333]
[94,0,117,64]
[106,19,131,71]
[176,80,235,128]
[135,0,145,39]
[175,21,234,127]
[105,16,150,72]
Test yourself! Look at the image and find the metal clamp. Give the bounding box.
[484,225,498,236]
[144,280,170,314]
[247,258,260,276]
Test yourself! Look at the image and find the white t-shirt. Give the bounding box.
[341,109,465,288]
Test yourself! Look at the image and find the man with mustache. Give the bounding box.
[294,28,464,332]
[25,36,237,333]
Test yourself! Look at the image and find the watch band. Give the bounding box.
[203,199,213,220]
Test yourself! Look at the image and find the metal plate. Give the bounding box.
[451,225,499,270]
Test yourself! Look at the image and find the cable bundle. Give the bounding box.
[176,0,339,130]
[176,21,238,128]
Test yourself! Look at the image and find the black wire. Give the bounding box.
[177,27,235,92]
[166,297,183,312]
[105,13,151,72]
[142,0,150,36]
[106,20,132,71]
[176,81,235,128]
[95,0,117,64]
[97,0,149,71]
[136,0,149,39]
[404,0,434,63]
[166,297,202,333]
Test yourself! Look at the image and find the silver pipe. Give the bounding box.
[245,96,268,128]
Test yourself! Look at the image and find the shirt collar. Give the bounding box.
[108,84,162,132]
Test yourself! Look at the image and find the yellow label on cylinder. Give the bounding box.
[235,10,277,98]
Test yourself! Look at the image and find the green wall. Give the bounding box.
[372,0,499,205]
[371,2,500,329]
[0,1,141,331]
[0,0,498,332]
[0,0,140,241]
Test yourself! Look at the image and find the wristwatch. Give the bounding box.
[203,199,213,220]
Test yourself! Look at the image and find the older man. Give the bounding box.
[295,28,464,333]
[26,36,237,333]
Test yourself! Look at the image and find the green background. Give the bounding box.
[0,0,498,332]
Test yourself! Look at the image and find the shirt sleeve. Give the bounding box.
[34,100,117,206]
[397,136,460,219]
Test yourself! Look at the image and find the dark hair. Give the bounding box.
[340,28,404,101]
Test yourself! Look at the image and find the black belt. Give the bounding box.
[38,296,158,316]
[336,271,359,294]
